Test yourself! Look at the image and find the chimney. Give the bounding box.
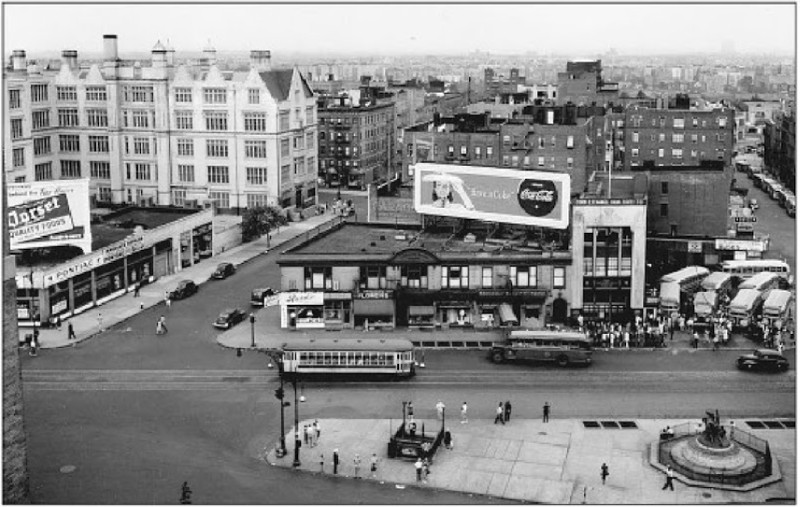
[103,34,118,61]
[203,42,217,66]
[11,50,26,71]
[249,50,271,72]
[61,50,78,71]
[151,40,167,68]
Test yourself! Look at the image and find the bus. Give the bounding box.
[279,337,415,378]
[700,272,735,298]
[490,329,593,367]
[787,196,796,218]
[727,289,764,328]
[735,161,750,173]
[738,272,783,292]
[762,289,793,324]
[693,291,719,320]
[659,266,710,314]
[765,180,785,201]
[720,260,791,282]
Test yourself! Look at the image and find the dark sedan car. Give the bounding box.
[211,262,236,280]
[737,349,790,372]
[169,280,198,300]
[212,308,246,329]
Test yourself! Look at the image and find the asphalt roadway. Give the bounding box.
[20,236,796,504]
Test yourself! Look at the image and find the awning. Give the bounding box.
[498,303,518,324]
[353,299,394,316]
[409,305,435,317]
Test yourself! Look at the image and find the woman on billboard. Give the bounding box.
[424,172,475,210]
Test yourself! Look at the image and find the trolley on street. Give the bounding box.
[279,337,416,378]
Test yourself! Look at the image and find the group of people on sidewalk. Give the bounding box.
[581,315,676,349]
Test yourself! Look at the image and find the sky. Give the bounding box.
[3,2,796,57]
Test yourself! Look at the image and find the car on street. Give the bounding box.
[212,308,247,329]
[251,287,277,306]
[737,349,790,372]
[211,262,236,279]
[169,280,198,300]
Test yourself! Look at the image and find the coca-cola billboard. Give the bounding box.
[414,163,570,228]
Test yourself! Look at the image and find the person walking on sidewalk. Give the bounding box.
[133,282,140,297]
[494,402,505,425]
[504,400,512,422]
[314,419,321,442]
[67,322,76,341]
[353,454,361,478]
[332,449,339,475]
[319,453,324,473]
[601,463,609,485]
[543,401,551,423]
[415,457,423,482]
[29,332,39,357]
[662,465,675,491]
[97,312,103,332]
[461,402,468,424]
[370,453,379,478]
[443,429,453,450]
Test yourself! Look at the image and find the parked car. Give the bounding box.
[251,287,277,306]
[737,349,790,372]
[211,262,236,279]
[169,280,198,300]
[212,308,247,329]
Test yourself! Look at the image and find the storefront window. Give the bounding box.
[95,259,125,300]
[324,301,350,323]
[16,288,40,321]
[128,247,154,285]
[49,281,70,317]
[73,271,93,309]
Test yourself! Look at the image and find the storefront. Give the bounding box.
[15,208,216,326]
[353,290,395,329]
[281,292,325,329]
[408,305,436,328]
[323,292,352,328]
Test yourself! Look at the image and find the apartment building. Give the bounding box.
[317,91,395,190]
[763,107,796,190]
[403,105,608,196]
[556,60,619,106]
[3,35,318,213]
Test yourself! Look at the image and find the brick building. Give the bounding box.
[316,90,395,190]
[763,107,795,190]
[403,105,608,196]
[556,60,619,106]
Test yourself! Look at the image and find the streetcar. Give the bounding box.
[279,337,416,378]
[490,329,593,367]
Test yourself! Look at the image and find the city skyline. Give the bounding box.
[3,2,796,57]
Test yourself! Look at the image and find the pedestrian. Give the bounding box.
[713,334,719,351]
[353,454,361,478]
[494,402,505,425]
[662,465,675,491]
[54,314,62,329]
[692,331,699,349]
[729,420,736,440]
[314,419,321,441]
[157,315,168,334]
[443,429,453,450]
[319,453,325,472]
[97,312,103,332]
[370,453,378,478]
[407,401,414,418]
[461,401,468,424]
[29,332,39,357]
[133,282,140,297]
[303,424,309,445]
[778,340,785,355]
[307,424,316,447]
[504,400,512,422]
[543,401,550,423]
[422,457,430,481]
[601,463,609,485]
[333,449,339,475]
[435,400,445,419]
[415,457,423,482]
[156,319,163,335]
[67,322,76,341]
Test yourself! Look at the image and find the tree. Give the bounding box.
[241,205,287,243]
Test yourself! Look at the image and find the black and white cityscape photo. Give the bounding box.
[2,2,797,504]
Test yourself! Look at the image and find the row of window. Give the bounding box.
[628,116,728,129]
[176,164,269,186]
[304,265,567,291]
[319,112,389,126]
[630,148,726,160]
[171,189,272,209]
[30,160,109,181]
[631,132,728,143]
[18,109,109,133]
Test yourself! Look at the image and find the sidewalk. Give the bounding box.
[29,211,344,349]
[262,417,795,504]
[216,305,773,353]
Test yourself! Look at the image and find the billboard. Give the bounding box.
[7,179,93,253]
[413,163,570,229]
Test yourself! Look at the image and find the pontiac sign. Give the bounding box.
[413,164,570,228]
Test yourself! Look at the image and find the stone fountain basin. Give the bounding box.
[670,436,758,476]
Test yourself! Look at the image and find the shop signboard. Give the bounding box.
[43,252,105,286]
[413,163,570,228]
[280,292,324,306]
[7,179,93,253]
[714,238,767,252]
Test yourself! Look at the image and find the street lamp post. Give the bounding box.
[292,377,301,467]
[250,313,256,348]
[273,359,288,458]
